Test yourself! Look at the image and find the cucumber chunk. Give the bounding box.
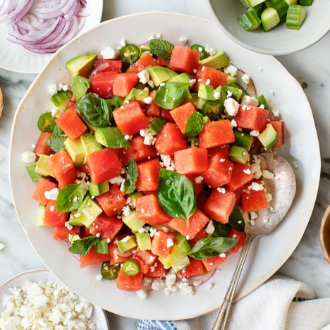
[122,210,145,232]
[172,256,190,273]
[265,0,289,22]
[286,5,307,30]
[240,0,251,8]
[248,0,266,6]
[256,94,269,109]
[249,3,266,16]
[261,7,280,31]
[229,146,250,164]
[298,0,312,5]
[258,123,279,149]
[136,232,152,251]
[238,10,262,31]
[285,0,297,4]
[51,90,72,110]
[116,236,137,253]
[233,130,254,151]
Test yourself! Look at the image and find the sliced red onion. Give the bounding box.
[8,0,35,24]
[236,69,257,97]
[116,249,133,258]
[89,62,112,80]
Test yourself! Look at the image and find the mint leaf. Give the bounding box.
[94,127,131,148]
[184,112,204,137]
[123,159,138,194]
[69,236,99,256]
[46,135,66,152]
[148,39,174,62]
[72,75,90,100]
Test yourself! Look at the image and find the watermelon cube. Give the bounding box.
[174,148,208,175]
[194,64,228,91]
[116,268,143,291]
[169,46,200,74]
[240,180,268,212]
[136,159,161,192]
[129,52,159,73]
[151,231,175,258]
[32,178,57,205]
[34,132,54,157]
[226,163,254,192]
[96,184,126,217]
[170,102,196,134]
[269,120,284,147]
[113,73,139,97]
[44,200,68,227]
[177,258,206,278]
[80,246,110,268]
[234,105,269,131]
[89,213,123,240]
[90,71,118,98]
[55,109,87,140]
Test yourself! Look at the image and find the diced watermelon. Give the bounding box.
[269,120,284,147]
[129,52,159,73]
[194,64,228,91]
[136,194,172,226]
[151,231,175,258]
[109,237,131,265]
[116,268,143,291]
[54,224,80,240]
[94,59,122,73]
[145,90,161,117]
[80,246,110,268]
[174,148,208,175]
[226,163,253,192]
[33,132,54,157]
[202,255,227,272]
[155,123,187,155]
[170,102,196,134]
[132,250,157,274]
[177,258,206,278]
[47,149,77,187]
[32,178,57,205]
[113,73,139,97]
[89,213,123,240]
[240,180,268,212]
[197,194,208,212]
[86,148,122,185]
[90,71,118,98]
[234,105,269,131]
[161,109,174,122]
[199,120,235,149]
[204,189,236,223]
[96,184,126,217]
[169,46,200,74]
[169,209,209,240]
[208,145,230,158]
[189,228,209,248]
[202,153,234,188]
[55,109,87,140]
[44,200,68,227]
[186,174,204,196]
[145,261,167,278]
[156,56,170,67]
[113,100,149,135]
[228,228,247,254]
[136,159,161,192]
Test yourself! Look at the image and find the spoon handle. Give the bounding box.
[212,237,254,330]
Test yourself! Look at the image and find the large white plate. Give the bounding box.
[9,12,321,320]
[0,0,103,74]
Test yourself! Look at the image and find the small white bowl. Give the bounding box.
[207,0,330,55]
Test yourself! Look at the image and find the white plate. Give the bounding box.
[0,269,109,329]
[9,12,321,320]
[0,0,103,74]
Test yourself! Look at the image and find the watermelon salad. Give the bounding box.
[23,37,284,298]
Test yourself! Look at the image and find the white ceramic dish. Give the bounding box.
[0,269,109,329]
[0,0,103,74]
[9,12,320,320]
[207,0,330,55]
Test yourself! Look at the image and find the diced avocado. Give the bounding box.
[35,155,53,177]
[261,7,280,31]
[116,235,137,253]
[233,130,254,151]
[80,133,102,161]
[258,124,279,150]
[51,91,72,110]
[65,54,98,77]
[172,255,190,273]
[64,137,86,166]
[26,162,42,182]
[68,213,84,226]
[37,204,45,226]
[256,94,269,109]
[226,75,236,86]
[229,146,250,164]
[122,210,145,232]
[147,66,177,86]
[88,181,109,197]
[168,73,191,84]
[70,195,102,227]
[127,192,143,208]
[199,51,230,69]
[224,86,243,102]
[158,234,191,269]
[198,84,215,100]
[125,88,149,104]
[136,232,152,251]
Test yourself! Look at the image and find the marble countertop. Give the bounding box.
[0,0,329,328]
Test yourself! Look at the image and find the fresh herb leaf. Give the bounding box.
[149,117,166,135]
[189,237,238,259]
[37,112,56,133]
[72,75,90,100]
[94,127,131,148]
[95,239,109,254]
[154,82,189,109]
[46,135,67,152]
[77,93,111,128]
[148,39,174,62]
[184,112,204,137]
[52,124,64,135]
[157,169,197,222]
[123,159,138,194]
[108,96,123,110]
[69,236,99,256]
[229,205,245,232]
[56,180,88,212]
[212,223,230,237]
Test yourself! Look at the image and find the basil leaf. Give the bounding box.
[123,159,138,194]
[154,82,189,109]
[69,236,99,256]
[52,124,64,135]
[184,112,204,137]
[109,95,123,109]
[77,93,111,128]
[149,117,166,135]
[56,181,88,212]
[95,239,109,254]
[212,223,230,237]
[229,205,245,232]
[72,75,90,100]
[189,237,238,259]
[157,169,197,222]
[46,135,67,152]
[148,39,174,62]
[94,127,131,148]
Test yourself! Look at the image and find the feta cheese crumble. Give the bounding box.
[205,220,215,234]
[262,170,275,179]
[219,253,226,258]
[101,46,117,59]
[194,176,203,184]
[243,168,251,175]
[206,282,214,290]
[179,36,188,44]
[231,119,237,127]
[204,45,216,56]
[241,73,251,84]
[122,205,131,217]
[140,128,156,145]
[224,98,239,116]
[48,83,58,95]
[241,95,258,107]
[21,151,36,164]
[144,96,153,104]
[137,70,150,84]
[217,187,226,194]
[224,64,237,77]
[273,109,280,117]
[64,222,73,231]
[248,182,264,191]
[166,238,174,248]
[159,154,175,171]
[250,130,260,137]
[96,274,103,281]
[214,91,220,100]
[136,290,147,300]
[44,188,59,200]
[109,176,125,185]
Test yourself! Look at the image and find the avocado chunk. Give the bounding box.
[136,232,152,251]
[147,66,177,86]
[226,75,236,86]
[223,86,243,102]
[127,192,143,208]
[64,137,86,166]
[88,181,109,197]
[172,255,190,273]
[51,91,72,110]
[199,51,230,69]
[168,73,191,84]
[198,84,215,100]
[125,88,149,103]
[122,210,145,232]
[116,235,137,253]
[65,54,97,77]
[233,130,254,151]
[258,124,279,150]
[26,162,42,182]
[36,204,46,226]
[229,146,250,164]
[80,133,102,161]
[35,155,53,177]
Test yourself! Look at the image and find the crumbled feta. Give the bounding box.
[226,90,233,99]
[193,68,197,74]
[186,236,190,240]
[206,282,214,290]
[140,128,156,145]
[149,227,158,238]
[122,205,131,217]
[243,168,252,175]
[159,154,175,171]
[96,274,103,281]
[48,83,58,95]
[214,91,221,100]
[166,238,174,248]
[217,187,226,194]
[192,279,202,286]
[0,243,5,250]
[101,46,117,59]
[148,80,155,88]
[137,70,150,84]
[266,193,273,202]
[204,45,216,56]
[248,182,264,191]
[144,96,153,104]
[120,39,127,46]
[241,95,259,106]
[250,220,255,226]
[241,73,251,84]
[136,290,147,300]
[194,176,203,184]
[124,135,133,140]
[109,176,125,185]
[64,222,73,230]
[231,119,237,127]
[44,188,59,201]
[179,36,188,45]
[250,211,258,220]
[224,98,239,116]
[107,238,111,243]
[224,64,237,77]
[219,253,226,258]
[122,236,130,243]
[250,130,260,137]
[205,79,210,85]
[151,279,164,290]
[155,33,162,39]
[205,220,215,234]
[219,158,225,163]
[96,233,101,238]
[58,82,69,92]
[250,155,262,179]
[272,109,280,117]
[189,78,196,85]
[21,151,36,164]
[262,170,275,179]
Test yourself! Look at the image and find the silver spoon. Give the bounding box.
[212,153,296,330]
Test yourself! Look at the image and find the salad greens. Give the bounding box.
[154,82,189,109]
[56,180,87,212]
[122,160,138,194]
[72,75,90,100]
[184,112,204,137]
[148,39,174,62]
[69,236,109,256]
[46,135,67,153]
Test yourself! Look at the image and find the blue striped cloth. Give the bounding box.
[138,320,177,330]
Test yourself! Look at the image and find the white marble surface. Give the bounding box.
[0,0,329,329]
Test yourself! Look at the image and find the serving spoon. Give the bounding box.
[212,153,296,330]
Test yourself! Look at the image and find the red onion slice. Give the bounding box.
[89,62,112,80]
[116,249,133,258]
[236,69,257,97]
[8,0,35,24]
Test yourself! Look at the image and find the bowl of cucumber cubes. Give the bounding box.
[207,0,330,55]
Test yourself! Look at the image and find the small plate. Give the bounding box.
[0,269,109,329]
[0,0,103,74]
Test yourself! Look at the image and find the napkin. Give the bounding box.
[137,276,330,330]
